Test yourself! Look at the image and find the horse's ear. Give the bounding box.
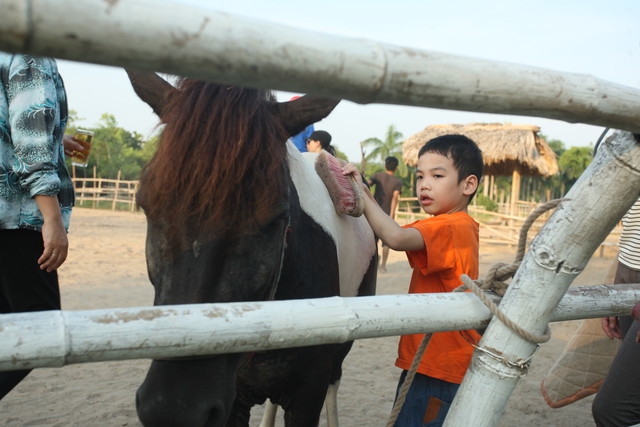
[268,96,340,138]
[125,69,178,120]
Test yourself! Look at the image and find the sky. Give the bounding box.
[56,0,640,162]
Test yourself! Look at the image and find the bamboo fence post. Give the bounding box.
[112,170,121,211]
[79,177,86,205]
[483,176,490,197]
[444,131,640,427]
[489,176,495,201]
[130,181,137,212]
[1,0,640,134]
[92,166,97,209]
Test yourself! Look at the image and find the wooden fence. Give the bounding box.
[72,169,138,212]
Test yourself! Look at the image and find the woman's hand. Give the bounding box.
[63,135,84,157]
[34,195,68,272]
[601,316,622,340]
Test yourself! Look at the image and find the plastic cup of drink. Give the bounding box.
[71,129,94,167]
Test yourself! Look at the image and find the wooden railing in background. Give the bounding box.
[71,170,138,212]
[394,197,620,256]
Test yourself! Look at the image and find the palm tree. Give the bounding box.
[362,124,403,163]
[361,124,407,178]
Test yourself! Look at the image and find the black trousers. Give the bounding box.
[0,229,61,400]
[592,262,640,427]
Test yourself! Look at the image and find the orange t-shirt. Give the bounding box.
[395,212,480,384]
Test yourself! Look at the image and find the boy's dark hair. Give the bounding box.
[418,134,484,201]
[385,156,399,171]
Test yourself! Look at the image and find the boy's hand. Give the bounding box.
[343,162,375,201]
[342,162,364,186]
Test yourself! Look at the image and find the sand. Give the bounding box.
[0,207,618,426]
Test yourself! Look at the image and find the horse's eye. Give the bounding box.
[258,203,289,229]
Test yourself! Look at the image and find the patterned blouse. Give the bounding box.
[0,53,74,231]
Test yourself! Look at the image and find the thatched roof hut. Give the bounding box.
[402,123,559,177]
[402,123,559,212]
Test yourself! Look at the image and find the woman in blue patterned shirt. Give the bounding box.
[0,52,74,400]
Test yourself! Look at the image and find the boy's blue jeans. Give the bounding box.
[392,370,460,427]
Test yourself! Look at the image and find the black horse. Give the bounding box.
[127,71,377,427]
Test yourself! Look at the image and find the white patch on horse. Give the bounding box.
[287,143,376,297]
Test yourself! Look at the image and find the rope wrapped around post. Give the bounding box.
[385,199,566,427]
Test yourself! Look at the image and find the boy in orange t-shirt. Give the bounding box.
[343,134,483,426]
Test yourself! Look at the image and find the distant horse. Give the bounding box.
[127,71,377,427]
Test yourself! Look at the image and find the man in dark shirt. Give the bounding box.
[368,156,403,273]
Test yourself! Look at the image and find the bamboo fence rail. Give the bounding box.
[1,0,640,133]
[2,284,640,371]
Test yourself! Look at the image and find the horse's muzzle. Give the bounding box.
[136,357,240,427]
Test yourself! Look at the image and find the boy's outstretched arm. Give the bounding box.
[343,163,424,252]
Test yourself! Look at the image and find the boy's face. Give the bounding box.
[416,152,478,215]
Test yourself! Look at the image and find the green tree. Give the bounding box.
[361,124,404,166]
[558,146,593,181]
[541,145,591,197]
[527,140,592,200]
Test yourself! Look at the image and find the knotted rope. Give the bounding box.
[385,199,566,427]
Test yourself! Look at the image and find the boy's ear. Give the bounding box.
[462,175,478,197]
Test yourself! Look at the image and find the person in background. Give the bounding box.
[343,134,483,427]
[368,156,403,273]
[0,52,74,400]
[288,95,314,153]
[593,196,640,427]
[306,130,337,157]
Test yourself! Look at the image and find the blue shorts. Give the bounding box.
[392,370,460,427]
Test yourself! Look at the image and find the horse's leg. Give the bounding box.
[322,341,353,427]
[324,379,340,427]
[282,381,328,427]
[259,401,278,427]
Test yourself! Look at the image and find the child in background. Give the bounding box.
[343,134,483,426]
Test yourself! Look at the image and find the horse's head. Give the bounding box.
[127,71,339,426]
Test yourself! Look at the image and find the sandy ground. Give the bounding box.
[0,208,620,426]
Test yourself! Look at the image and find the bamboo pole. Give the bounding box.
[444,131,640,426]
[92,166,97,209]
[111,170,121,211]
[483,176,490,197]
[79,175,86,205]
[489,176,495,201]
[1,0,640,133]
[130,181,138,212]
[1,284,640,372]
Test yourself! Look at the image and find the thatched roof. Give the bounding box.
[402,123,559,177]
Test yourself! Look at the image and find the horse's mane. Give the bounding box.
[140,79,290,246]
